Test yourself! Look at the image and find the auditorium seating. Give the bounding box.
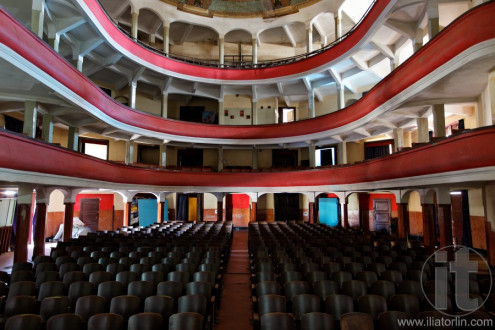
[249,221,494,330]
[0,221,232,330]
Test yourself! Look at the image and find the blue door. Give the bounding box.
[318,198,340,227]
[163,199,168,222]
[137,199,157,227]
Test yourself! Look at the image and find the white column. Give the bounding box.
[334,11,342,40]
[393,128,404,152]
[308,90,315,118]
[73,55,83,72]
[252,38,258,65]
[161,92,168,118]
[432,104,446,138]
[163,25,170,54]
[251,101,257,125]
[309,142,316,167]
[336,83,345,109]
[49,34,60,53]
[307,26,313,53]
[338,142,347,165]
[417,118,429,143]
[129,81,137,109]
[252,147,258,170]
[413,29,423,52]
[131,11,139,39]
[159,144,167,167]
[67,127,79,151]
[217,147,224,172]
[218,101,225,125]
[427,0,440,39]
[41,114,53,143]
[31,0,45,38]
[23,101,37,138]
[219,37,225,67]
[126,140,135,164]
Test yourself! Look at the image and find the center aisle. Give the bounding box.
[216,230,252,330]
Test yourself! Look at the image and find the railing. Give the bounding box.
[98,0,378,69]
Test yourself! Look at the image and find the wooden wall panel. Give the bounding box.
[45,212,64,238]
[232,209,250,227]
[257,209,274,222]
[408,211,423,236]
[471,216,487,250]
[114,210,124,230]
[97,210,114,231]
[203,209,217,222]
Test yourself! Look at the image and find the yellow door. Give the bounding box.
[188,197,198,221]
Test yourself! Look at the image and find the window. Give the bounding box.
[79,138,109,160]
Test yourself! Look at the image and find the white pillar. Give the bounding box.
[307,26,313,53]
[393,128,404,152]
[67,127,79,151]
[217,147,224,172]
[131,11,139,39]
[161,92,168,118]
[334,11,342,40]
[23,101,37,138]
[338,142,347,165]
[41,114,53,143]
[417,118,430,143]
[309,142,316,168]
[31,0,45,38]
[251,101,257,125]
[50,34,60,53]
[159,144,167,167]
[427,0,440,39]
[336,83,345,109]
[218,101,225,125]
[252,38,258,65]
[413,29,423,52]
[432,104,446,138]
[73,55,83,72]
[219,38,225,66]
[129,81,137,109]
[125,140,135,164]
[163,25,170,54]
[308,90,315,118]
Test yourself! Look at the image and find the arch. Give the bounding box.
[225,29,253,44]
[45,189,69,239]
[224,193,251,227]
[258,21,306,47]
[315,192,340,227]
[203,192,218,222]
[131,192,158,226]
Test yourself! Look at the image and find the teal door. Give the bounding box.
[318,198,340,227]
[137,199,157,227]
[163,199,168,222]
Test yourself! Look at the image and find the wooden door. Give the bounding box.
[373,199,391,232]
[188,197,198,221]
[80,198,99,232]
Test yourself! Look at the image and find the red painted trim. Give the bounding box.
[0,127,494,188]
[0,3,494,140]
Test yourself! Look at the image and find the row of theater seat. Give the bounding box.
[0,221,232,330]
[249,222,494,330]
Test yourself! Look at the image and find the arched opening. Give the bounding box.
[316,193,340,227]
[257,193,274,222]
[225,29,253,66]
[224,193,251,227]
[176,193,203,222]
[46,189,67,241]
[203,193,218,222]
[131,193,158,227]
[406,190,423,240]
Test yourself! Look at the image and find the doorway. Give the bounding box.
[318,197,340,227]
[373,199,391,232]
[278,107,296,124]
[274,193,300,221]
[80,198,99,232]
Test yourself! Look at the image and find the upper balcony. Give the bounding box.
[0,0,492,149]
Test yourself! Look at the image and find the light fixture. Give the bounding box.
[3,190,17,196]
[450,191,462,195]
